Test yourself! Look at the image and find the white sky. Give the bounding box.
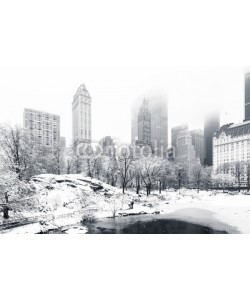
[0,67,245,145]
[0,1,250,146]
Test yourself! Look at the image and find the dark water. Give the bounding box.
[45,214,228,234]
[85,216,228,234]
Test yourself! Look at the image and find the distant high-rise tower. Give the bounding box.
[175,129,200,178]
[150,96,168,157]
[190,129,205,165]
[136,99,151,146]
[204,110,220,166]
[131,94,168,156]
[171,124,188,150]
[245,72,250,121]
[72,84,92,145]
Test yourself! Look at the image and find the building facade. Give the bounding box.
[72,84,92,145]
[245,72,250,121]
[171,123,188,150]
[204,111,220,166]
[190,129,205,165]
[213,121,250,183]
[136,99,152,147]
[167,146,175,162]
[150,96,168,157]
[99,136,114,148]
[131,95,168,156]
[99,136,115,157]
[175,129,200,178]
[23,108,60,151]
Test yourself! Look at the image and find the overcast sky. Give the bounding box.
[0,1,249,147]
[0,67,245,145]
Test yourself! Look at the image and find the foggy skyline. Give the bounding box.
[0,67,245,146]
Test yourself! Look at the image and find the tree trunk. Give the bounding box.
[136,177,140,194]
[3,192,9,219]
[3,206,9,219]
[197,183,200,193]
[159,181,162,194]
[149,183,151,195]
[136,184,140,194]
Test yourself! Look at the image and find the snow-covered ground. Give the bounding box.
[1,174,250,233]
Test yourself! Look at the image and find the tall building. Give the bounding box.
[204,110,220,166]
[99,136,114,148]
[213,120,250,184]
[245,72,250,121]
[60,136,66,155]
[175,129,200,178]
[131,95,168,156]
[72,84,92,145]
[23,108,60,151]
[171,123,188,149]
[167,146,175,162]
[99,136,115,157]
[190,129,205,165]
[131,98,141,144]
[136,99,151,147]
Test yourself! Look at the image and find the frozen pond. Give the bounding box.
[46,213,229,234]
[85,214,228,234]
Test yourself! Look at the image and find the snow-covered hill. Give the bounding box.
[2,174,250,234]
[31,174,122,196]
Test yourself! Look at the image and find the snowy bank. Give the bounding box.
[2,174,250,233]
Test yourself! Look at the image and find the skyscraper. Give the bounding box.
[245,72,250,121]
[60,136,66,153]
[175,129,200,178]
[131,95,168,156]
[204,110,220,166]
[150,96,168,157]
[72,84,92,145]
[171,123,188,149]
[190,129,205,165]
[131,97,141,144]
[23,108,60,151]
[99,136,115,157]
[136,99,151,147]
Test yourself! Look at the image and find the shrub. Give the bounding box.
[81,210,97,223]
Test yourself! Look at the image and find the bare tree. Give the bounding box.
[53,145,66,175]
[190,165,213,192]
[70,144,82,174]
[102,156,118,186]
[233,161,244,192]
[239,160,250,192]
[191,165,203,193]
[117,147,134,194]
[164,162,177,189]
[175,162,188,190]
[201,166,213,190]
[133,160,142,194]
[138,157,162,196]
[0,172,35,219]
[0,124,37,180]
[212,173,235,192]
[216,162,231,175]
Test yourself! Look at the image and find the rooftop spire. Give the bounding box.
[77,83,86,92]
